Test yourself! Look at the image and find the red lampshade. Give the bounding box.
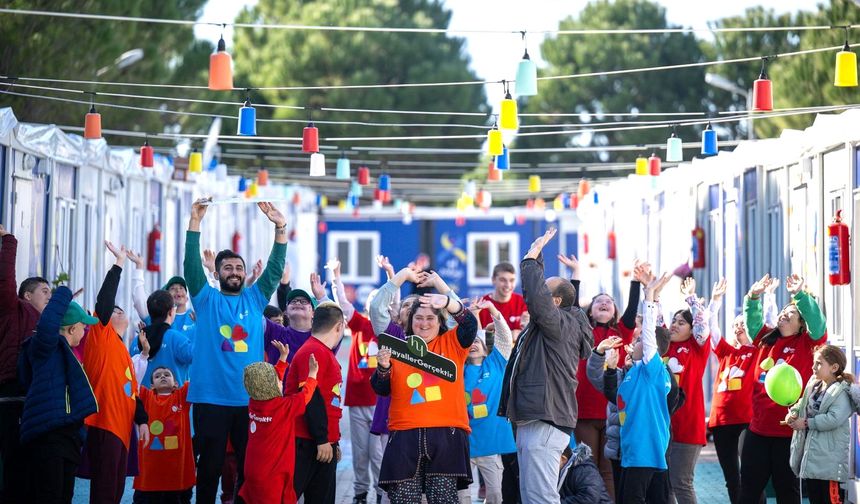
[302,122,319,153]
[209,36,234,91]
[752,77,773,112]
[140,140,154,168]
[258,168,269,186]
[570,194,579,210]
[374,188,382,201]
[358,166,370,186]
[487,160,502,182]
[84,105,101,139]
[648,153,661,176]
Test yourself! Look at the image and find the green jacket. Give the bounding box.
[789,380,853,481]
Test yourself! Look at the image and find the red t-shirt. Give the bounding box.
[134,384,195,492]
[240,378,317,504]
[285,337,343,443]
[749,328,821,437]
[479,293,527,331]
[665,336,711,445]
[344,312,378,407]
[708,339,758,428]
[83,323,138,449]
[576,322,634,420]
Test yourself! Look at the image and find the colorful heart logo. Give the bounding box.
[470,388,488,404]
[231,325,248,341]
[617,394,626,410]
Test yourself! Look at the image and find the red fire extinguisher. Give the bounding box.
[147,224,162,272]
[607,230,617,260]
[828,209,851,285]
[232,230,242,254]
[691,226,705,269]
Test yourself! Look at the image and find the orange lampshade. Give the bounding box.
[209,36,234,91]
[84,105,101,139]
[258,169,269,186]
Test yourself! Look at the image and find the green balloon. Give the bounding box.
[764,363,803,406]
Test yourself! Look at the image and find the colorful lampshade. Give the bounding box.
[309,152,325,177]
[701,122,718,156]
[516,49,538,96]
[577,179,590,200]
[248,182,259,198]
[188,149,203,173]
[237,98,256,136]
[84,105,101,139]
[140,140,154,168]
[635,156,648,176]
[477,189,492,209]
[570,194,579,210]
[257,168,269,186]
[666,132,683,162]
[593,191,599,204]
[487,159,502,181]
[528,175,541,193]
[752,62,773,112]
[835,42,858,87]
[487,126,503,156]
[349,193,359,208]
[208,36,234,91]
[378,173,391,191]
[648,153,662,176]
[316,194,328,208]
[497,146,510,170]
[303,122,320,153]
[336,155,351,180]
[499,91,518,130]
[238,177,247,192]
[553,196,564,211]
[351,180,363,197]
[357,166,370,186]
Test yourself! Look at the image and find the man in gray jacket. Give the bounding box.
[499,228,593,504]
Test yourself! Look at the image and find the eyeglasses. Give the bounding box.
[289,298,311,306]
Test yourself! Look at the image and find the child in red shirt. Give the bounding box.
[240,341,318,504]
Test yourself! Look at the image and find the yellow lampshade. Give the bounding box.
[189,150,203,173]
[553,196,564,211]
[835,44,858,87]
[635,156,648,176]
[499,93,518,130]
[488,128,503,156]
[248,182,259,198]
[528,175,541,193]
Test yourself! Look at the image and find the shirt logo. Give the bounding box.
[220,324,249,352]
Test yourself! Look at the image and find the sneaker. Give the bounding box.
[353,492,368,504]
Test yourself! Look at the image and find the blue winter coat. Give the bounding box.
[18,287,97,444]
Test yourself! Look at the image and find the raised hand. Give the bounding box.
[189,198,211,225]
[633,260,653,284]
[0,224,8,237]
[596,335,624,353]
[645,273,671,302]
[257,202,287,228]
[105,241,128,266]
[606,348,619,369]
[748,274,771,297]
[395,267,422,286]
[419,293,450,311]
[310,272,327,300]
[785,274,804,295]
[272,340,290,363]
[467,297,483,317]
[280,261,291,284]
[325,258,342,279]
[246,259,263,286]
[766,277,781,295]
[127,250,145,270]
[202,249,216,274]
[376,255,395,279]
[557,253,580,279]
[377,347,391,369]
[139,328,151,358]
[525,228,557,260]
[711,278,727,302]
[680,277,696,297]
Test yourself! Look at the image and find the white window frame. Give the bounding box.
[327,231,380,284]
[466,232,520,286]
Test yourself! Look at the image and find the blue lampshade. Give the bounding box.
[237,99,256,136]
[336,155,351,180]
[349,193,359,208]
[701,122,718,156]
[350,180,363,197]
[515,50,538,96]
[238,177,248,192]
[666,132,683,162]
[378,173,391,191]
[593,191,599,204]
[496,146,510,170]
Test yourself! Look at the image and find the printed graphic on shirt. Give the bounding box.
[220,324,249,352]
[147,417,180,451]
[466,369,492,419]
[664,356,684,381]
[617,394,627,425]
[717,365,746,392]
[331,383,342,408]
[249,411,272,435]
[406,370,443,405]
[123,367,135,398]
[357,339,379,369]
[758,355,787,383]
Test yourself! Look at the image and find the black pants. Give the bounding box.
[618,467,670,504]
[0,399,25,504]
[804,479,845,504]
[294,437,337,504]
[739,430,798,504]
[132,489,193,504]
[24,427,82,504]
[500,452,520,503]
[192,403,249,504]
[611,459,622,504]
[712,423,747,504]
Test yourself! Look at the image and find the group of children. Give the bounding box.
[4,206,860,504]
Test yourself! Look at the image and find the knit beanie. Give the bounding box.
[243,362,281,401]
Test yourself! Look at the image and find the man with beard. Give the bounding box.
[183,198,287,504]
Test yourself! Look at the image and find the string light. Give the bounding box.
[666,127,683,162]
[237,94,256,136]
[499,81,518,130]
[701,121,718,156]
[209,27,233,91]
[140,137,154,168]
[83,93,101,139]
[515,32,537,96]
[835,27,858,87]
[752,57,774,112]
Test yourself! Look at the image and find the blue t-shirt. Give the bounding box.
[142,310,196,337]
[617,355,671,469]
[187,283,267,406]
[465,348,517,457]
[139,328,193,387]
